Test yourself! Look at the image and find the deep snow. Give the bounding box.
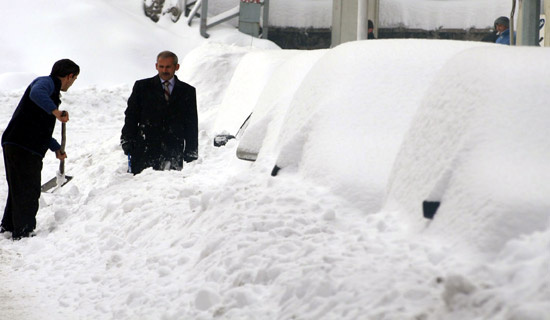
[0,1,549,320]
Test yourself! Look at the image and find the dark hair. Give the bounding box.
[494,16,509,28]
[368,20,374,30]
[50,59,80,77]
[157,51,179,65]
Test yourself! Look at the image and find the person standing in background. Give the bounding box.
[368,20,376,39]
[494,16,513,45]
[481,20,498,43]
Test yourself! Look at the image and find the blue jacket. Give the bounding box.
[496,29,515,45]
[2,76,62,157]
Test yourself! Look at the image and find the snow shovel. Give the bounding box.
[41,120,72,192]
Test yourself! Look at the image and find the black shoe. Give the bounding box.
[12,230,36,241]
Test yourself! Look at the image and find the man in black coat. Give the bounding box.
[1,59,79,240]
[121,51,198,174]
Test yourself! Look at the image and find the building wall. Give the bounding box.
[267,27,495,50]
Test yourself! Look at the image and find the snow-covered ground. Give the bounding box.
[1,1,549,319]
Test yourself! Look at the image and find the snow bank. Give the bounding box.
[236,49,328,163]
[1,0,279,90]
[272,39,492,213]
[0,72,38,91]
[211,49,302,136]
[1,0,549,318]
[180,43,254,133]
[0,0,208,88]
[179,38,280,134]
[386,46,550,252]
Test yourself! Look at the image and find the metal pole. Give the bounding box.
[511,0,516,45]
[262,0,270,39]
[357,0,368,40]
[331,0,343,47]
[187,0,202,25]
[546,0,550,46]
[519,0,541,45]
[200,0,209,38]
[372,0,379,38]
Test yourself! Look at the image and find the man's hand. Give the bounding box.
[52,109,69,123]
[55,149,67,160]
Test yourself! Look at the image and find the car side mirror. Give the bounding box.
[213,134,235,147]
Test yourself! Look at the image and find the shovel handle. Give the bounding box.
[59,113,67,175]
[59,160,65,176]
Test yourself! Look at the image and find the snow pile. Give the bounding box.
[0,0,549,319]
[179,41,278,133]
[0,72,38,92]
[263,40,492,213]
[236,49,328,162]
[0,0,273,89]
[0,0,204,89]
[194,39,550,318]
[386,45,550,252]
[211,49,298,136]
[383,46,550,318]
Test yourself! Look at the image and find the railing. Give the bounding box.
[185,0,269,38]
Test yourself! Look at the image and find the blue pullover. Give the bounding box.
[2,76,62,157]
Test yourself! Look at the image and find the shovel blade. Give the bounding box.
[41,175,73,193]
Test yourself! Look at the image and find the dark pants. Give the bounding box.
[130,154,183,175]
[2,144,43,235]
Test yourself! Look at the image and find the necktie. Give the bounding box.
[163,81,170,102]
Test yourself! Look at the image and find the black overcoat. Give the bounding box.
[121,75,198,174]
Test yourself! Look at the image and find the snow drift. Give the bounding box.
[239,39,492,213]
[1,0,549,319]
[385,45,550,253]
